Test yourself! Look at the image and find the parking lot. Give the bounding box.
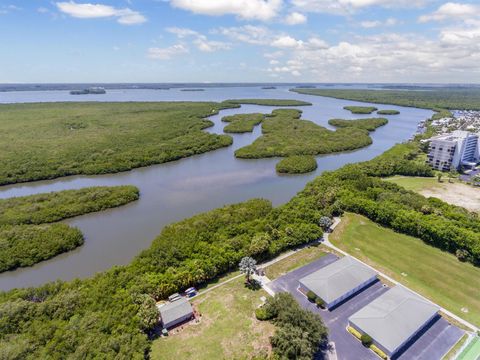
[266,254,464,360]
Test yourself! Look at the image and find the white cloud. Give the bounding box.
[292,0,426,15]
[169,0,283,21]
[419,2,479,22]
[56,1,146,24]
[147,44,189,60]
[215,25,271,45]
[360,17,398,28]
[360,20,382,28]
[271,35,303,48]
[284,11,307,25]
[167,27,230,52]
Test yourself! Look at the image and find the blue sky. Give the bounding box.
[1,0,479,83]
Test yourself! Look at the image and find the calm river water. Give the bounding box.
[0,86,431,290]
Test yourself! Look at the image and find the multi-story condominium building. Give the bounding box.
[427,131,479,171]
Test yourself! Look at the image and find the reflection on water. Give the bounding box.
[0,87,432,291]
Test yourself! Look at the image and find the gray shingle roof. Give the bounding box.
[349,286,439,354]
[299,256,377,304]
[159,298,193,326]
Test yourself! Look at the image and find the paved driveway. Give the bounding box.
[394,316,464,360]
[267,254,464,360]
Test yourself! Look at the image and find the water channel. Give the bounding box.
[0,86,432,290]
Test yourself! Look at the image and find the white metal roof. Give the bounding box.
[349,286,439,354]
[299,256,377,304]
[159,298,193,326]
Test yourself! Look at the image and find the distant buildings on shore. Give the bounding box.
[427,130,479,171]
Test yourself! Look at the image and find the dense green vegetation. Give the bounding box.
[377,109,400,115]
[343,106,377,114]
[330,213,480,326]
[328,117,388,131]
[221,113,264,133]
[276,155,318,174]
[291,157,480,265]
[0,103,478,358]
[235,109,374,159]
[0,102,235,185]
[223,99,311,106]
[0,198,323,358]
[0,186,139,273]
[0,186,139,225]
[0,224,83,273]
[291,88,480,110]
[257,293,328,359]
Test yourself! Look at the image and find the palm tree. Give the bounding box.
[239,256,257,283]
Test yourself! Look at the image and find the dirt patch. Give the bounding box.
[420,183,480,212]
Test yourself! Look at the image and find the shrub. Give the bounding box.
[255,307,272,321]
[315,297,326,308]
[361,334,373,347]
[264,293,328,360]
[347,326,362,340]
[306,290,317,302]
[371,345,388,360]
[456,249,471,262]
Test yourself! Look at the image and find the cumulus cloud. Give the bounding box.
[167,27,230,52]
[271,35,303,48]
[291,0,426,15]
[147,44,189,60]
[266,27,480,81]
[214,25,272,45]
[284,12,307,25]
[360,17,398,28]
[419,2,479,22]
[56,1,146,25]
[169,0,283,21]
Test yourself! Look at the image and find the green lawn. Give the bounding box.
[383,176,441,192]
[330,213,480,327]
[151,277,274,360]
[265,244,329,279]
[457,337,480,360]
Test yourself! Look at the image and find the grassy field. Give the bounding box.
[265,243,329,279]
[0,102,234,185]
[385,176,480,212]
[150,276,274,360]
[330,213,480,327]
[222,113,264,133]
[235,109,374,159]
[383,175,440,192]
[328,117,388,131]
[275,155,318,174]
